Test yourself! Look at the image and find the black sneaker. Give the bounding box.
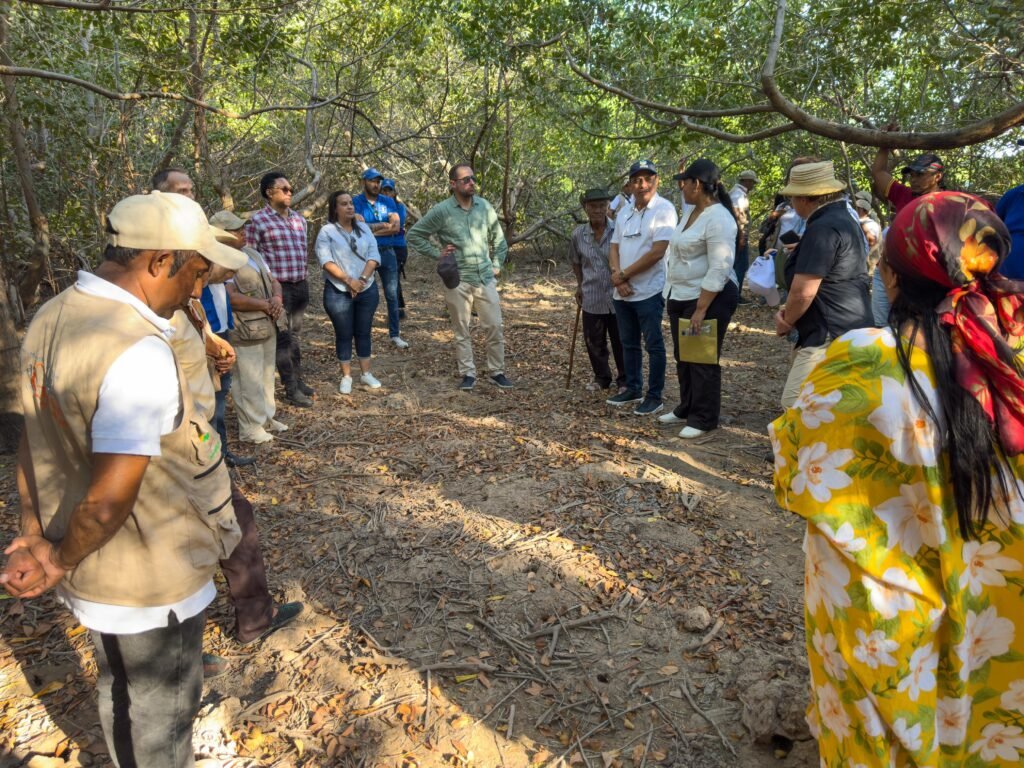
[606,389,642,406]
[489,373,514,389]
[225,450,256,468]
[286,389,313,408]
[297,381,315,396]
[633,396,664,416]
[237,602,304,646]
[459,375,476,391]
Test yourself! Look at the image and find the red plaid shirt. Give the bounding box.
[245,206,309,283]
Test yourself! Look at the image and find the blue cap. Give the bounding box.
[381,178,396,190]
[361,167,384,180]
[628,159,657,177]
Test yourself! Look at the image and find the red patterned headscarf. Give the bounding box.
[885,191,1024,455]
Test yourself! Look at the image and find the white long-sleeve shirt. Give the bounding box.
[663,203,738,301]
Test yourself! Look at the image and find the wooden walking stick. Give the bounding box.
[566,303,582,389]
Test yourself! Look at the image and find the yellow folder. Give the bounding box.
[677,319,718,364]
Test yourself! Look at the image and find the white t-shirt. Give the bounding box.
[609,193,632,215]
[57,271,215,634]
[610,193,679,302]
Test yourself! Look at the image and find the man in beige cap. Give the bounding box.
[211,209,286,445]
[2,192,245,767]
[772,161,871,407]
[730,169,759,301]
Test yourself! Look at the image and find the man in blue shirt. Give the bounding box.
[997,184,1024,279]
[354,168,409,348]
[380,178,409,318]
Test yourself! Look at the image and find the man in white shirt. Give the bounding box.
[729,169,758,303]
[607,160,679,416]
[608,180,633,216]
[3,192,247,768]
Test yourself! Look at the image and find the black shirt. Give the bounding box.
[784,200,872,348]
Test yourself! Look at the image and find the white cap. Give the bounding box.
[107,192,247,270]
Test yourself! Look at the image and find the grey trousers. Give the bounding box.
[91,611,204,768]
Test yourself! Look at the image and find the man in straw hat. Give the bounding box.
[773,161,872,408]
[2,191,247,767]
[570,188,626,392]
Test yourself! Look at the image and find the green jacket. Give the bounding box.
[407,195,508,286]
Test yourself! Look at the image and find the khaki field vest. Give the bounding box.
[20,286,241,607]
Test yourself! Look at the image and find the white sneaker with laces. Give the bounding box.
[265,419,289,432]
[391,336,410,349]
[240,428,274,445]
[361,372,382,389]
[339,375,353,395]
[679,426,707,439]
[658,412,685,425]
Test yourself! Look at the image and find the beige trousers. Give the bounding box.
[234,334,277,439]
[444,281,505,377]
[780,343,829,409]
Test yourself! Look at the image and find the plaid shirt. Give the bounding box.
[244,205,308,283]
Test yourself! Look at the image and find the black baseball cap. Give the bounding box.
[579,188,613,205]
[902,153,944,175]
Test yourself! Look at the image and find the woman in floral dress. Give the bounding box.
[772,191,1024,767]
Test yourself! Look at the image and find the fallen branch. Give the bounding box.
[522,610,620,639]
[679,673,737,757]
[682,617,725,652]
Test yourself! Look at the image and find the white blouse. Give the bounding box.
[315,222,380,293]
[663,203,738,301]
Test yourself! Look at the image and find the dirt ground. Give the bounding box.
[0,251,819,767]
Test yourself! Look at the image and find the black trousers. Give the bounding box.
[276,279,309,392]
[394,245,408,309]
[582,310,626,389]
[666,280,739,431]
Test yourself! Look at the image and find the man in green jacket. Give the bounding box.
[407,163,514,391]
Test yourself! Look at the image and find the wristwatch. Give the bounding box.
[358,276,368,284]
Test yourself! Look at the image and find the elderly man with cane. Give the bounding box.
[568,188,626,392]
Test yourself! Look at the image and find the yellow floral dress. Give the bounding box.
[771,327,1024,767]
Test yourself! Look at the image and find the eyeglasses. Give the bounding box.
[622,208,647,238]
[454,176,476,184]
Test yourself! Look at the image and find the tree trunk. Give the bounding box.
[1,0,51,310]
[0,257,23,453]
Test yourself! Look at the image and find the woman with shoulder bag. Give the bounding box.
[316,191,382,394]
[216,213,287,445]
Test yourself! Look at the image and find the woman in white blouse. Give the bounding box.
[316,191,382,394]
[659,159,740,438]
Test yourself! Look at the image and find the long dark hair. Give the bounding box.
[684,159,741,252]
[887,270,1013,538]
[326,190,366,236]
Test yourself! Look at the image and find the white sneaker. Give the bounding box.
[240,428,274,445]
[658,412,685,425]
[265,419,289,432]
[360,372,382,389]
[391,336,410,349]
[339,375,353,395]
[679,426,707,439]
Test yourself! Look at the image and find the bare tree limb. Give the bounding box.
[759,0,1024,149]
[14,0,297,14]
[0,65,359,119]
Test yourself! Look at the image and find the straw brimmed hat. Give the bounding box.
[780,161,846,197]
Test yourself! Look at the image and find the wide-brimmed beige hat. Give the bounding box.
[780,161,846,197]
[107,192,247,270]
[209,209,248,231]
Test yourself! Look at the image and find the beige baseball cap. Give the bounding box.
[209,209,248,231]
[107,191,247,270]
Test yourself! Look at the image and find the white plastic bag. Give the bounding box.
[745,253,780,306]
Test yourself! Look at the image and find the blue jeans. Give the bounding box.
[734,243,750,295]
[613,293,666,400]
[377,247,401,338]
[323,281,379,362]
[214,331,231,448]
[872,266,890,327]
